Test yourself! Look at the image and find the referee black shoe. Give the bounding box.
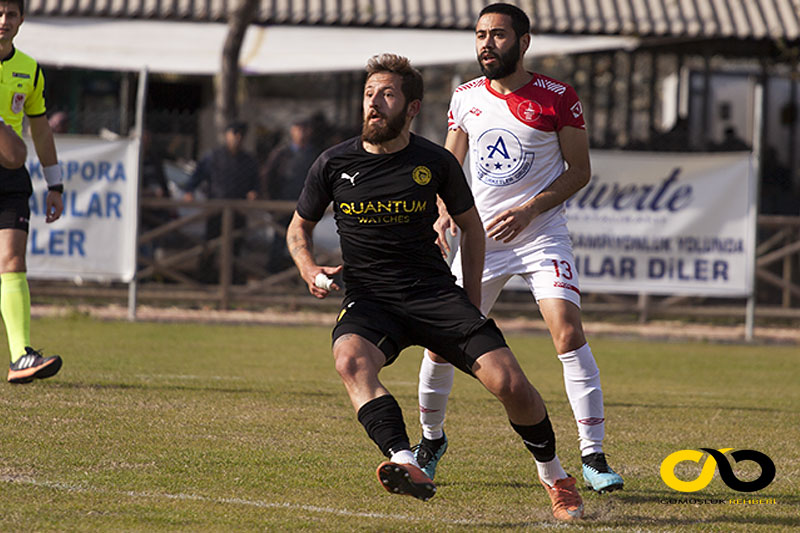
[7,347,63,384]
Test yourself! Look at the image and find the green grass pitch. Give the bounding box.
[0,315,798,532]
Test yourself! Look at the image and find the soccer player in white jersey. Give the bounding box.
[414,2,624,496]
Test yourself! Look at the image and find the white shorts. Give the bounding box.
[452,234,581,314]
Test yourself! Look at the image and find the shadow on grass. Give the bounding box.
[585,515,800,530]
[442,508,800,530]
[46,381,262,394]
[606,401,792,413]
[435,480,537,490]
[404,513,800,531]
[429,486,800,530]
[615,489,800,506]
[46,381,340,399]
[585,489,800,530]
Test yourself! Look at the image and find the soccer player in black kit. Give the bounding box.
[286,53,583,519]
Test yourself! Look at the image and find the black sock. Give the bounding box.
[357,395,410,458]
[510,415,556,463]
[420,435,446,450]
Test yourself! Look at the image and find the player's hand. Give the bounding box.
[307,264,343,299]
[486,206,535,243]
[45,190,64,223]
[434,212,458,257]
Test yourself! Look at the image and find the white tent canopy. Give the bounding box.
[18,17,639,74]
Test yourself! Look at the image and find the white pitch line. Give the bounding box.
[1,475,667,532]
[0,475,475,526]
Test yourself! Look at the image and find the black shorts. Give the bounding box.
[332,283,508,376]
[0,165,33,197]
[0,193,31,232]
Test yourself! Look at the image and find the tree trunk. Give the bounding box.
[215,0,260,139]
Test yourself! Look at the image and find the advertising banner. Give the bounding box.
[25,136,140,282]
[566,151,757,296]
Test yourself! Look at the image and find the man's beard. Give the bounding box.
[362,104,407,144]
[479,39,520,80]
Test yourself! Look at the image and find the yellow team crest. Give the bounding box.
[412,166,432,186]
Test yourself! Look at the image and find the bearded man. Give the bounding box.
[413,2,624,506]
[285,52,583,520]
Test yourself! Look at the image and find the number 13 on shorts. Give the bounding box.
[550,259,574,280]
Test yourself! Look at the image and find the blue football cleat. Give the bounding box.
[412,433,448,480]
[582,452,624,493]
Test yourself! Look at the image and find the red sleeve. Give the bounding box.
[557,85,586,131]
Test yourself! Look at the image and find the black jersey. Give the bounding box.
[296,134,475,297]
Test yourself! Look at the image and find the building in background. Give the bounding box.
[19,1,799,207]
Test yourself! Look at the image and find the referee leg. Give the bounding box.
[0,228,29,363]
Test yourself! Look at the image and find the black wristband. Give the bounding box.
[48,184,64,193]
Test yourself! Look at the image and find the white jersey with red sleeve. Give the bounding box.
[448,73,585,257]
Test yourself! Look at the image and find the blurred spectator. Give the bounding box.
[261,118,316,201]
[261,118,318,272]
[308,111,332,153]
[48,111,69,134]
[142,129,170,199]
[138,129,175,260]
[760,146,798,215]
[651,117,689,151]
[184,121,259,283]
[714,126,750,151]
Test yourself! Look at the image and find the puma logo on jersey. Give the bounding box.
[341,171,360,186]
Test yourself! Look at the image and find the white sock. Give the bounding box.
[558,343,605,456]
[418,350,455,440]
[390,449,419,467]
[536,456,569,486]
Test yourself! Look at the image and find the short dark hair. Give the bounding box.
[7,0,24,15]
[365,53,424,103]
[226,121,247,134]
[478,3,531,39]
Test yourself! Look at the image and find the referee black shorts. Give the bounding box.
[332,283,508,376]
[0,193,31,232]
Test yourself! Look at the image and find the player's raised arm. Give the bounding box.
[451,206,485,308]
[286,211,341,298]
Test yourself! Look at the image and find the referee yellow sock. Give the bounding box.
[1,272,31,364]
